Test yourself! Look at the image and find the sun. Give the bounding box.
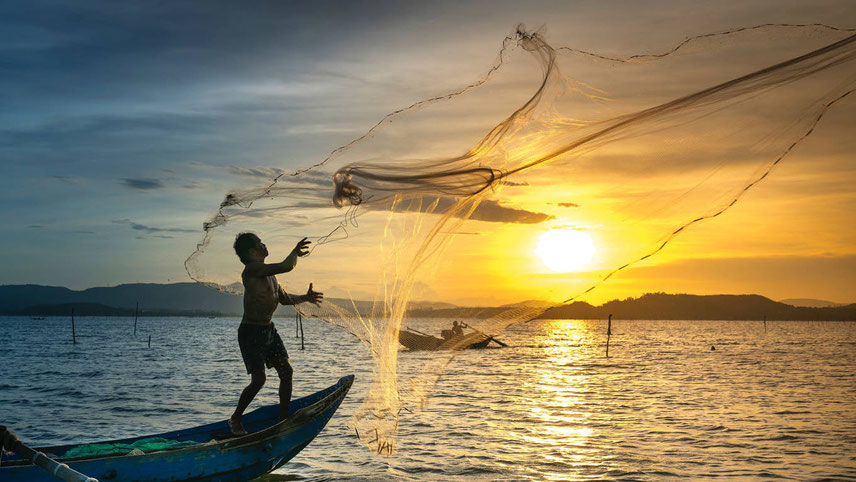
[536,229,595,272]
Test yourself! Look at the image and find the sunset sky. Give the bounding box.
[2,0,854,306]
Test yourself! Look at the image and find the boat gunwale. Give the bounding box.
[0,375,353,468]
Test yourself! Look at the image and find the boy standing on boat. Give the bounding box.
[229,233,323,436]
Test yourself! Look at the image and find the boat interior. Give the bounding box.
[1,375,353,464]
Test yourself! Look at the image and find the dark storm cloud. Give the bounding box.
[120,178,164,191]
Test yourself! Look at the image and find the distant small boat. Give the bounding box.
[399,329,492,350]
[0,375,353,481]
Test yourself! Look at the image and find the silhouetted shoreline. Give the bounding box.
[1,284,853,321]
[407,293,856,321]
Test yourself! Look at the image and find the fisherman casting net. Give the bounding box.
[186,24,856,454]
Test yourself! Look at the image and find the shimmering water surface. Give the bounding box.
[1,316,854,480]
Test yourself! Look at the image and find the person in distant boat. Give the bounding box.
[228,233,323,436]
[442,321,465,340]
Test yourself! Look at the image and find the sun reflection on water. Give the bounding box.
[515,319,608,478]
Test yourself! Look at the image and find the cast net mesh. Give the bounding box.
[186,24,856,454]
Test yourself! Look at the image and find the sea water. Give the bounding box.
[1,316,854,480]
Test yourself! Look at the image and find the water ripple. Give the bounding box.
[2,317,854,480]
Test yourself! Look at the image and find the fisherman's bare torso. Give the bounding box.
[241,271,281,325]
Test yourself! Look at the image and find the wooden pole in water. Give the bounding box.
[764,315,767,333]
[71,308,76,345]
[299,312,305,350]
[295,310,299,338]
[606,313,612,358]
[134,301,139,336]
[148,335,151,348]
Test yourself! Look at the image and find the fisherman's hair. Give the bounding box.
[233,232,259,263]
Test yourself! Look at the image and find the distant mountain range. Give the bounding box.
[1,284,854,321]
[0,283,247,316]
[778,298,844,308]
[0,283,413,318]
[536,293,856,321]
[403,293,856,321]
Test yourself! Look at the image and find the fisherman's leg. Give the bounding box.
[230,369,266,434]
[273,359,293,421]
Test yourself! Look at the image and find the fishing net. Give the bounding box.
[63,437,198,458]
[185,24,856,454]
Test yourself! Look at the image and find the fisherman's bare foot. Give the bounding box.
[228,417,248,436]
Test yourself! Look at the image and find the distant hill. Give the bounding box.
[539,293,856,321]
[407,300,553,319]
[0,283,380,318]
[408,301,460,310]
[0,283,265,317]
[2,284,854,321]
[408,293,856,321]
[779,298,844,308]
[407,306,509,319]
[499,299,554,309]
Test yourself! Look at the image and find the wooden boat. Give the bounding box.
[399,329,491,351]
[0,375,353,482]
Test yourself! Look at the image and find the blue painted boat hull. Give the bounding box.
[0,375,354,481]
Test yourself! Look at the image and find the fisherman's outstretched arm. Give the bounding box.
[279,283,323,306]
[244,238,310,277]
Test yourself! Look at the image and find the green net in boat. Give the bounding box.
[63,437,197,458]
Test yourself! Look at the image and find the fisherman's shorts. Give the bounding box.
[238,323,289,374]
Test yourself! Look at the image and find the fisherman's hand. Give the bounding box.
[292,237,311,257]
[306,283,323,305]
